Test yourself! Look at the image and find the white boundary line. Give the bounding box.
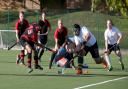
[74,76,128,89]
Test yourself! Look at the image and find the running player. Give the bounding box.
[15,11,29,65]
[19,23,43,73]
[38,12,51,62]
[73,24,108,74]
[104,19,124,71]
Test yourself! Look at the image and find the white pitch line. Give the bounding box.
[74,76,128,89]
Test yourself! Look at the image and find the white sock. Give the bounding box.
[104,54,112,67]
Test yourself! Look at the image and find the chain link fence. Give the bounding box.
[0,9,128,49]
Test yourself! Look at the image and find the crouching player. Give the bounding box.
[52,38,79,74]
[19,23,43,73]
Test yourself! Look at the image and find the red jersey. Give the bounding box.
[38,19,51,34]
[54,26,68,46]
[15,19,29,38]
[21,23,40,42]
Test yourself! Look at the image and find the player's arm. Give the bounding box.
[54,38,59,51]
[54,30,59,51]
[15,22,20,42]
[83,30,91,42]
[47,20,52,32]
[81,27,91,42]
[39,32,48,35]
[117,29,122,45]
[105,39,108,52]
[104,31,108,52]
[74,36,81,52]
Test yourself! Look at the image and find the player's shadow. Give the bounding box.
[0,73,93,77]
[0,73,128,77]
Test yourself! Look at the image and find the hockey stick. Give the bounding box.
[65,54,82,66]
[7,42,18,50]
[101,43,118,55]
[35,42,56,53]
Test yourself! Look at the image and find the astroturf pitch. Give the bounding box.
[0,50,128,89]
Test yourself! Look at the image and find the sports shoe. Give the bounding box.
[28,67,33,73]
[58,68,65,74]
[119,61,125,70]
[108,66,113,71]
[20,60,26,66]
[76,68,83,75]
[16,55,21,64]
[121,63,124,70]
[34,65,43,70]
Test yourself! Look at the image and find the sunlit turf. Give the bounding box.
[0,50,128,89]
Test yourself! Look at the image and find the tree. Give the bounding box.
[39,0,45,11]
[91,0,128,16]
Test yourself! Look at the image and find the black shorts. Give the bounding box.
[84,42,100,58]
[108,44,120,53]
[39,35,47,45]
[19,39,35,49]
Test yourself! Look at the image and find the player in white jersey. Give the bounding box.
[104,19,124,71]
[73,24,108,74]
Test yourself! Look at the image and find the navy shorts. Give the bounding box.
[84,42,100,58]
[108,44,120,54]
[39,35,47,45]
[19,39,35,49]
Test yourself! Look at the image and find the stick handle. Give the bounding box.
[35,42,56,53]
[44,46,56,53]
[8,42,17,50]
[68,54,78,64]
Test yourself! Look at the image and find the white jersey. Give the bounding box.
[104,26,122,45]
[79,26,96,47]
[68,36,83,45]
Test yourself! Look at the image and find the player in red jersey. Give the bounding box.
[49,19,68,69]
[15,11,29,65]
[19,23,43,73]
[38,12,51,62]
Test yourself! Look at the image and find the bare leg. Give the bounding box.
[115,50,124,70]
[104,53,113,71]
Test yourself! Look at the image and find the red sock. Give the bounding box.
[27,53,32,68]
[20,50,24,60]
[27,58,32,68]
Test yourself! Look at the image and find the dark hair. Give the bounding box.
[74,24,80,29]
[107,19,114,26]
[73,24,80,32]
